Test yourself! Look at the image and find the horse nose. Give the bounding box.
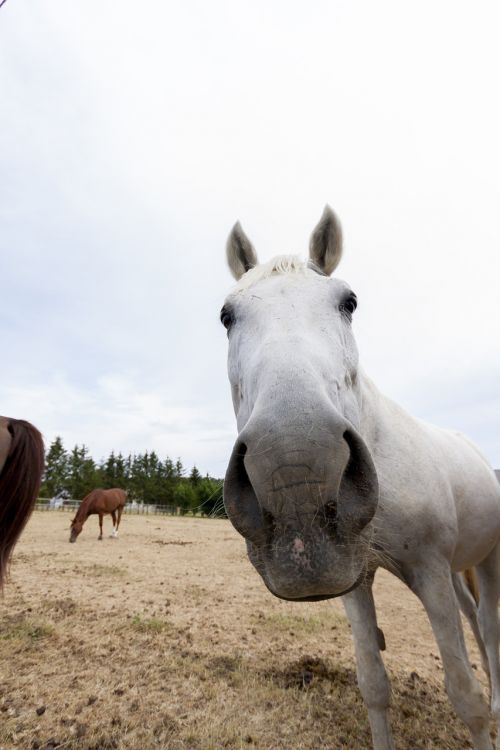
[232,411,350,514]
[224,413,379,541]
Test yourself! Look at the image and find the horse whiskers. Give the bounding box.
[209,498,227,520]
[188,482,224,517]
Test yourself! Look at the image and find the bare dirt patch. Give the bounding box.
[0,512,489,749]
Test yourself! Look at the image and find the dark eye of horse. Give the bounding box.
[339,293,357,321]
[220,306,234,330]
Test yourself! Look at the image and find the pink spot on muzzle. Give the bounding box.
[290,537,312,570]
[292,538,305,554]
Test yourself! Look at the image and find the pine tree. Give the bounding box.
[164,458,175,480]
[130,454,144,501]
[67,445,97,500]
[102,451,117,488]
[115,453,127,487]
[189,466,202,485]
[42,436,68,497]
[154,457,176,505]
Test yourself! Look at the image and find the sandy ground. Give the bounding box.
[0,512,492,749]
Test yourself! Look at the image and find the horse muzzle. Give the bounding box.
[223,415,379,599]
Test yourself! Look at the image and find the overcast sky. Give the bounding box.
[1,1,499,476]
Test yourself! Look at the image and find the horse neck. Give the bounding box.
[358,370,413,453]
[75,495,92,521]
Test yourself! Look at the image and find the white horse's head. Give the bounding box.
[221,206,379,601]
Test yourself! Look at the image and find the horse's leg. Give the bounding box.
[98,514,103,540]
[411,564,492,750]
[110,507,122,538]
[476,544,500,748]
[115,506,123,536]
[109,510,117,538]
[452,572,490,678]
[342,581,394,750]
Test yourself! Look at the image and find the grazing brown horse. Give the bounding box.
[70,488,127,543]
[0,416,44,588]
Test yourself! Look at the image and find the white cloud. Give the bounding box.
[2,373,234,476]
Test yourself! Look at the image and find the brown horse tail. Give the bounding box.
[0,418,45,589]
[463,567,480,606]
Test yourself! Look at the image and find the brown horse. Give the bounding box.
[70,488,127,542]
[0,416,44,588]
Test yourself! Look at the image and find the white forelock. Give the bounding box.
[233,255,308,292]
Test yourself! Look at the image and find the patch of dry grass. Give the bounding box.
[129,614,171,633]
[0,614,54,643]
[255,609,344,635]
[0,512,490,749]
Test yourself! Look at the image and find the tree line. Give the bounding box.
[40,437,224,516]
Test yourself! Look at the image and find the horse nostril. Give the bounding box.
[262,508,276,543]
[338,428,379,533]
[236,442,248,473]
[224,439,267,545]
[321,500,338,536]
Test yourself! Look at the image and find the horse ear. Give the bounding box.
[226,222,258,280]
[309,205,342,276]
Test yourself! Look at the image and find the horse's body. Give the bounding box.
[0,416,44,587]
[70,488,127,542]
[221,207,500,750]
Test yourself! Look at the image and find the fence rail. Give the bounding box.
[36,502,181,516]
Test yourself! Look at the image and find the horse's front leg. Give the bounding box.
[115,506,123,535]
[98,513,103,540]
[342,580,394,750]
[411,563,492,750]
[109,510,117,538]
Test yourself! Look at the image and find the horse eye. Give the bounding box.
[220,306,234,330]
[339,294,357,320]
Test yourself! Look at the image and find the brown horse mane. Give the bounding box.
[71,490,97,525]
[0,419,44,589]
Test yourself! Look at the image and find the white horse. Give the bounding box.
[221,206,500,750]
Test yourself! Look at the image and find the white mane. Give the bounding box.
[234,254,309,291]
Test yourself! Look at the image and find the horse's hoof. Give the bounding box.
[98,537,103,541]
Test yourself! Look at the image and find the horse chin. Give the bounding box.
[261,568,366,601]
[245,533,367,601]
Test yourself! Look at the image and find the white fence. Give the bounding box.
[36,501,179,515]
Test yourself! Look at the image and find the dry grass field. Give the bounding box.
[0,512,492,749]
